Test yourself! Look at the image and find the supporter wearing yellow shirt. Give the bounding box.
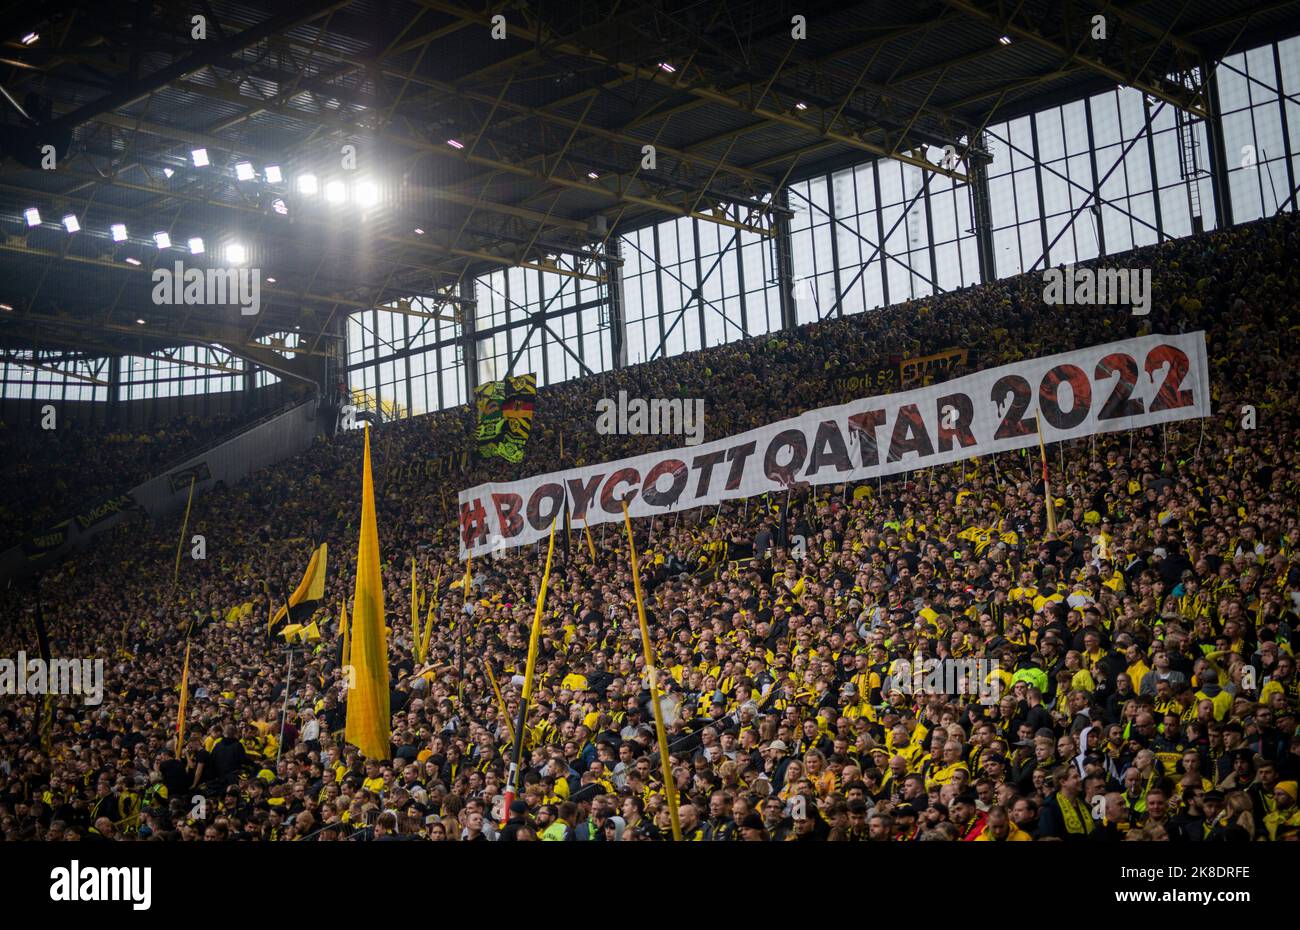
[974,806,1032,841]
[1126,651,1152,694]
[925,750,970,791]
[361,760,385,794]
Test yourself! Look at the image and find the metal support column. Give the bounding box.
[608,238,629,369]
[968,137,996,283]
[1143,96,1166,239]
[1273,42,1297,213]
[1084,103,1108,255]
[107,355,122,428]
[773,189,798,331]
[1030,112,1052,268]
[243,362,256,413]
[460,277,479,399]
[827,172,844,317]
[1203,60,1234,230]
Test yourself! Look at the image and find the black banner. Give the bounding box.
[75,494,137,531]
[397,450,469,483]
[168,462,212,493]
[22,520,71,561]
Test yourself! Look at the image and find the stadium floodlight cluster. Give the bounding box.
[21,206,248,268]
[292,171,384,209]
[17,146,395,286]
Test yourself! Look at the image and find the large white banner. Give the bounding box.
[457,332,1210,558]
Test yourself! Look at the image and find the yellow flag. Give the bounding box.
[176,640,192,756]
[521,521,557,700]
[582,517,596,562]
[483,660,514,743]
[340,598,351,668]
[506,519,556,800]
[345,425,391,760]
[621,500,681,841]
[270,542,328,630]
[418,568,442,665]
[410,560,421,656]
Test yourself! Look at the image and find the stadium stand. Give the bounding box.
[0,412,256,549]
[2,211,1298,843]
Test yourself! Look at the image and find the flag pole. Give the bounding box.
[276,645,294,767]
[482,659,514,744]
[1038,430,1057,534]
[502,518,557,823]
[172,474,197,587]
[458,557,472,707]
[418,568,442,665]
[176,637,192,756]
[31,578,55,751]
[411,559,421,663]
[621,500,683,841]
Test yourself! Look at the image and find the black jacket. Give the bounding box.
[209,738,251,781]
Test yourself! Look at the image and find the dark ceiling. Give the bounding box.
[0,0,1295,364]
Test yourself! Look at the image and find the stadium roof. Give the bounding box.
[1,0,1296,362]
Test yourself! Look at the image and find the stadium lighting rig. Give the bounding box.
[356,180,380,208]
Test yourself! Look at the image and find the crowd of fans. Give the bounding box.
[0,209,1297,843]
[0,412,251,548]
